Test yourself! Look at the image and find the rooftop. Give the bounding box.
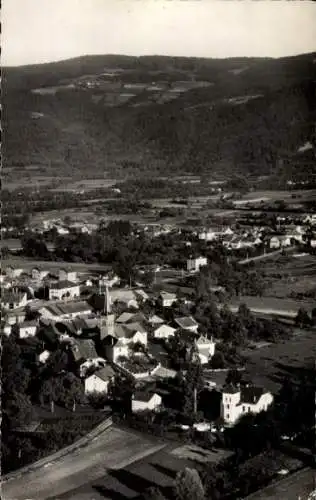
[175,316,198,329]
[50,280,78,290]
[92,365,115,382]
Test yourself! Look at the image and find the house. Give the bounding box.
[103,322,147,363]
[84,365,116,395]
[38,350,51,364]
[159,291,178,308]
[69,338,99,366]
[220,384,274,426]
[59,268,77,283]
[110,289,139,309]
[55,316,99,338]
[49,280,80,300]
[175,316,199,333]
[2,323,12,336]
[2,290,28,310]
[187,256,208,273]
[269,235,292,249]
[148,315,164,327]
[31,267,50,281]
[195,335,216,365]
[132,390,162,413]
[5,266,24,279]
[4,310,27,325]
[153,324,176,339]
[38,300,93,321]
[18,320,38,339]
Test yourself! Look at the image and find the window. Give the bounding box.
[242,406,246,412]
[226,414,230,420]
[226,404,230,409]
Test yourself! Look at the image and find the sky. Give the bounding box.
[2,0,316,66]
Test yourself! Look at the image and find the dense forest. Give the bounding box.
[3,53,316,183]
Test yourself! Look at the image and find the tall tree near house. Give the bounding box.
[183,344,204,419]
[174,467,205,500]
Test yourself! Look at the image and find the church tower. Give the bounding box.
[100,284,115,339]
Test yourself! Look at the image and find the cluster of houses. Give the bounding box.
[197,222,314,250]
[1,263,224,416]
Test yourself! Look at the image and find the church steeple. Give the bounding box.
[100,282,115,339]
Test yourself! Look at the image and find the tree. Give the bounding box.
[183,345,205,419]
[225,369,242,386]
[140,486,168,500]
[174,467,205,500]
[295,308,311,328]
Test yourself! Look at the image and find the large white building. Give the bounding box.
[220,384,274,426]
[48,281,80,300]
[187,256,208,273]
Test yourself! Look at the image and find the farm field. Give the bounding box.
[54,444,233,500]
[242,329,316,392]
[2,257,111,273]
[240,189,316,202]
[258,253,316,299]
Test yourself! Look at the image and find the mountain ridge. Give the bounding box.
[3,52,316,185]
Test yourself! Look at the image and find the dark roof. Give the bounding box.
[19,320,38,328]
[70,339,98,361]
[133,390,158,403]
[175,316,198,329]
[239,386,265,405]
[93,365,115,381]
[222,384,241,395]
[50,280,78,290]
[2,290,26,304]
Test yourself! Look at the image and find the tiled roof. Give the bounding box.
[239,386,265,405]
[175,316,198,329]
[133,390,157,403]
[70,339,98,361]
[116,312,135,324]
[93,365,115,381]
[50,280,78,290]
[222,383,241,395]
[124,322,147,334]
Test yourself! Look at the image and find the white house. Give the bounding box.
[18,320,38,339]
[104,322,148,363]
[220,384,274,426]
[38,300,93,321]
[187,256,208,273]
[2,290,28,310]
[38,350,51,364]
[59,268,78,283]
[84,365,116,395]
[153,324,176,339]
[159,291,178,308]
[2,323,12,336]
[175,316,199,333]
[132,391,162,413]
[269,235,291,249]
[195,335,216,365]
[49,281,80,300]
[31,267,50,281]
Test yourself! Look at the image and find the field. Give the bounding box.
[242,329,316,392]
[2,257,111,274]
[55,444,233,500]
[258,253,316,299]
[245,467,316,500]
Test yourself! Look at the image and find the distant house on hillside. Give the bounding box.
[187,256,207,273]
[5,266,24,279]
[31,267,50,281]
[269,235,291,249]
[220,384,274,426]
